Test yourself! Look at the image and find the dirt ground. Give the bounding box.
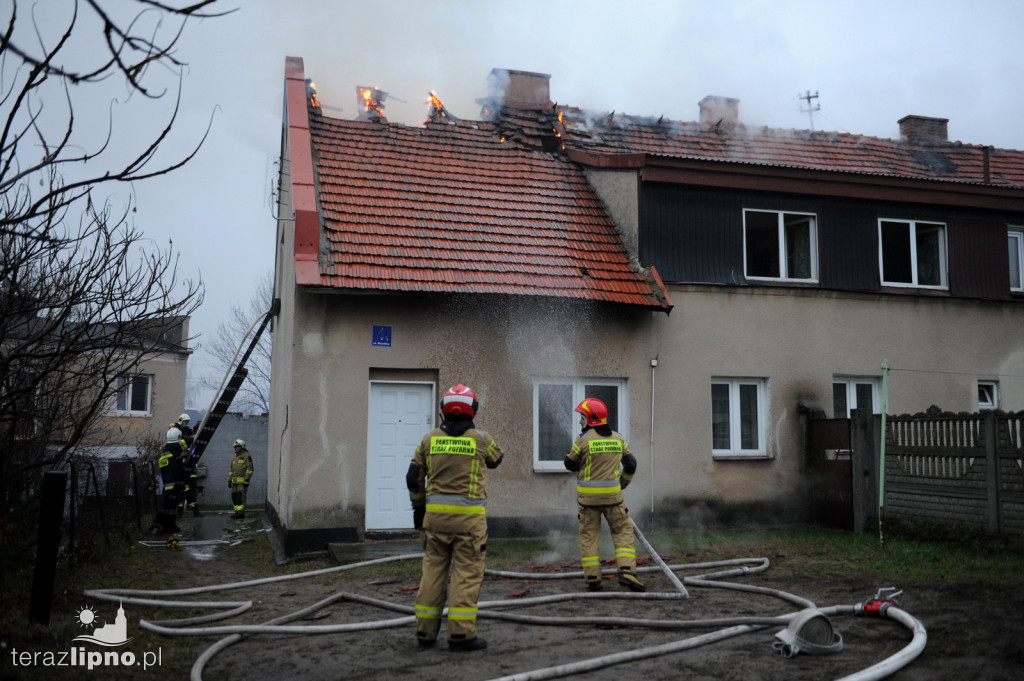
[8,513,1021,681]
[91,516,1024,681]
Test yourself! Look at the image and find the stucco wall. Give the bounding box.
[583,168,639,263]
[269,276,1023,545]
[268,118,298,537]
[271,291,659,536]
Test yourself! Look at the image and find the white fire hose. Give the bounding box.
[82,539,926,681]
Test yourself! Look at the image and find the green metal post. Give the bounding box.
[878,359,890,548]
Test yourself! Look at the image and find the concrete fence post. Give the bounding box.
[850,409,879,534]
[984,411,1000,534]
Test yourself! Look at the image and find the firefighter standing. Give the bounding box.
[228,439,254,519]
[405,384,505,651]
[151,413,194,534]
[564,398,645,592]
[178,448,202,518]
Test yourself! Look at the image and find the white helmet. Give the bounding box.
[233,439,246,448]
[177,413,190,424]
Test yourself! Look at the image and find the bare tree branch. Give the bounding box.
[1,1,223,568]
[199,272,273,415]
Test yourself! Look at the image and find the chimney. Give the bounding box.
[898,115,948,142]
[699,95,740,127]
[489,68,551,108]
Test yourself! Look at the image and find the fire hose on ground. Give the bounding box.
[83,538,927,681]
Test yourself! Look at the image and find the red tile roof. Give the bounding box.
[284,57,1024,311]
[301,105,672,311]
[557,109,1024,188]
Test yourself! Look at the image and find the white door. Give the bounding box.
[366,382,434,530]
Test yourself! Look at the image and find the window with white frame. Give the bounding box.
[1009,228,1023,292]
[114,374,152,415]
[711,378,768,457]
[743,209,818,281]
[833,376,880,418]
[878,219,947,288]
[533,378,628,471]
[978,381,999,411]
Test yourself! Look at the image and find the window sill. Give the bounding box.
[533,466,572,474]
[712,453,773,461]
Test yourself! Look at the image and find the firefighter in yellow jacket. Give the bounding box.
[406,384,504,651]
[228,439,254,519]
[564,397,645,592]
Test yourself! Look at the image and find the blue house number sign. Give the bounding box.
[372,325,392,347]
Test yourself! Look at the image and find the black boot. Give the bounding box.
[449,636,487,652]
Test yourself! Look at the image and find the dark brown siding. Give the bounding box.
[639,183,1023,302]
[947,215,1013,300]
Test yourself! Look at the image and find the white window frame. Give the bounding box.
[978,381,999,411]
[532,377,629,472]
[114,374,152,416]
[711,377,769,458]
[878,219,948,289]
[1009,228,1024,292]
[743,209,819,282]
[832,376,881,418]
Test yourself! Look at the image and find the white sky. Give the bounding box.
[20,0,1024,409]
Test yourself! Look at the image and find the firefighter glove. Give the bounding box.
[413,506,425,530]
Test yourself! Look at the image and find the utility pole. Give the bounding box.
[799,90,820,130]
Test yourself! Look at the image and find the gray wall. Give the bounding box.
[195,412,268,509]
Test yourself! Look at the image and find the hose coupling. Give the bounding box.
[856,586,902,617]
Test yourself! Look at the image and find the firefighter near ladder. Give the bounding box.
[151,414,194,534]
[149,304,276,535]
[228,439,254,518]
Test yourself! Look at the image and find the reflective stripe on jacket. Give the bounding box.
[408,426,503,517]
[229,450,254,486]
[566,430,632,506]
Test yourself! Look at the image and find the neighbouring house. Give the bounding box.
[1,313,192,505]
[93,316,193,458]
[269,56,1024,553]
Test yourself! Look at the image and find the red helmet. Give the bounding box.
[441,384,478,417]
[575,398,609,427]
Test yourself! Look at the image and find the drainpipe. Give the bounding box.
[650,358,658,515]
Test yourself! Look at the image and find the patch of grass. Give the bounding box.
[638,524,1024,593]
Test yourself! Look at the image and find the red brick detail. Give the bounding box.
[284,57,320,286]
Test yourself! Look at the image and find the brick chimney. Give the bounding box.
[699,95,740,126]
[489,68,551,108]
[898,115,948,142]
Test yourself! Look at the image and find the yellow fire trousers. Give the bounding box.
[414,514,487,643]
[230,484,249,512]
[577,502,637,583]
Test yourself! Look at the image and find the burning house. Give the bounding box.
[270,57,1024,553]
